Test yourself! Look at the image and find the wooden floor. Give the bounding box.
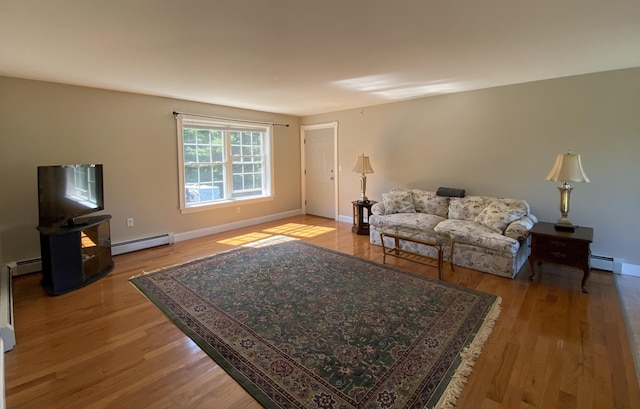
[5,215,640,409]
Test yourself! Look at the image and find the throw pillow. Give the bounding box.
[382,190,416,214]
[474,200,526,233]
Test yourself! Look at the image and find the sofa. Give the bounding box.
[369,188,538,278]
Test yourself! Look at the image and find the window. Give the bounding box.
[176,114,274,212]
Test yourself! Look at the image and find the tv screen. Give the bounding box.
[38,164,104,227]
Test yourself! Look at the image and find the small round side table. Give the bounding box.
[352,200,377,235]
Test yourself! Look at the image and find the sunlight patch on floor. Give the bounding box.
[217,223,335,247]
[262,223,335,238]
[218,232,272,246]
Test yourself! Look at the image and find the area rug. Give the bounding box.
[130,240,500,409]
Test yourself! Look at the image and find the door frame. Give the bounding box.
[300,122,339,220]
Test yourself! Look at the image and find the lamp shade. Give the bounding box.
[351,154,374,174]
[545,152,590,183]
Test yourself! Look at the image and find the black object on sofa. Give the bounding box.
[436,187,466,197]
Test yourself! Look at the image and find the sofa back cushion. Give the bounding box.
[499,198,530,215]
[411,190,449,217]
[448,196,490,221]
[449,196,530,223]
[382,190,416,214]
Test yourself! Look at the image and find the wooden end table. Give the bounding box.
[352,200,376,235]
[528,221,594,293]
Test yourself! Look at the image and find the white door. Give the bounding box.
[302,124,337,219]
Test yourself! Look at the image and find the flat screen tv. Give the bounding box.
[38,164,104,227]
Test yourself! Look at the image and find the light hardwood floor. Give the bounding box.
[5,215,640,409]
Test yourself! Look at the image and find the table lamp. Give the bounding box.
[545,150,590,232]
[352,154,374,202]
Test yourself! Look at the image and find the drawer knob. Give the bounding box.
[551,251,567,259]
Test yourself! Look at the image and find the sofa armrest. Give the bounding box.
[504,214,538,240]
[371,201,385,215]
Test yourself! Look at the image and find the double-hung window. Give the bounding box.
[176,114,274,212]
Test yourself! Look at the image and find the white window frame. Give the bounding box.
[176,114,274,214]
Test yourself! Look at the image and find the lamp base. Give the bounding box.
[554,223,576,232]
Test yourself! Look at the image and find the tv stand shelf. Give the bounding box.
[37,215,114,296]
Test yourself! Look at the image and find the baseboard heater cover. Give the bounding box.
[111,232,174,256]
[591,254,623,273]
[1,263,16,352]
[11,258,42,277]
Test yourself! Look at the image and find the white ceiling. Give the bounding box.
[2,1,639,116]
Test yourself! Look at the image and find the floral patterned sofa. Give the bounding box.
[369,188,538,278]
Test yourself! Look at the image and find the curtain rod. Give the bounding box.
[172,111,289,127]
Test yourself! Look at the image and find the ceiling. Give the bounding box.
[2,1,639,117]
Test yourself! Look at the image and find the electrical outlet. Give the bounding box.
[236,207,241,214]
[127,218,134,227]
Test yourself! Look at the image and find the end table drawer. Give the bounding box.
[532,236,589,264]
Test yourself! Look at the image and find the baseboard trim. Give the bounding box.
[621,263,640,277]
[174,209,303,243]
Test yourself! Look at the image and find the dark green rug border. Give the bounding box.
[130,274,280,408]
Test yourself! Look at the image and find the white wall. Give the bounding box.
[0,77,302,264]
[302,68,640,267]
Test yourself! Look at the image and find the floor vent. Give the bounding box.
[591,255,623,273]
[112,233,174,256]
[1,263,15,352]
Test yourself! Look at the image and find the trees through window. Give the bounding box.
[176,115,273,211]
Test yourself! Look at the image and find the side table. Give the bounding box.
[352,200,376,235]
[529,221,594,293]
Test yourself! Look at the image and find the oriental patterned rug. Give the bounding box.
[130,240,500,409]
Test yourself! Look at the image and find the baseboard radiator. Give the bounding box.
[1,335,6,409]
[111,233,174,256]
[591,255,623,273]
[1,264,15,352]
[10,258,41,277]
[1,264,15,409]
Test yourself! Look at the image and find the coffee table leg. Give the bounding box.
[449,240,455,272]
[380,233,387,264]
[437,246,444,280]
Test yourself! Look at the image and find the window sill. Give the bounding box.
[179,196,274,214]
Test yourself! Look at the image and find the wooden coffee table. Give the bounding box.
[379,227,455,280]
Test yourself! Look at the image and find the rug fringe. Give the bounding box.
[432,296,502,409]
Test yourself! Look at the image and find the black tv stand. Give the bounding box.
[37,215,114,296]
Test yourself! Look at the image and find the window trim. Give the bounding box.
[176,114,275,214]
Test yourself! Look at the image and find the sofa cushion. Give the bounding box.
[382,190,415,214]
[370,212,445,231]
[411,190,449,217]
[434,219,520,254]
[499,198,530,215]
[475,200,527,233]
[448,196,490,221]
